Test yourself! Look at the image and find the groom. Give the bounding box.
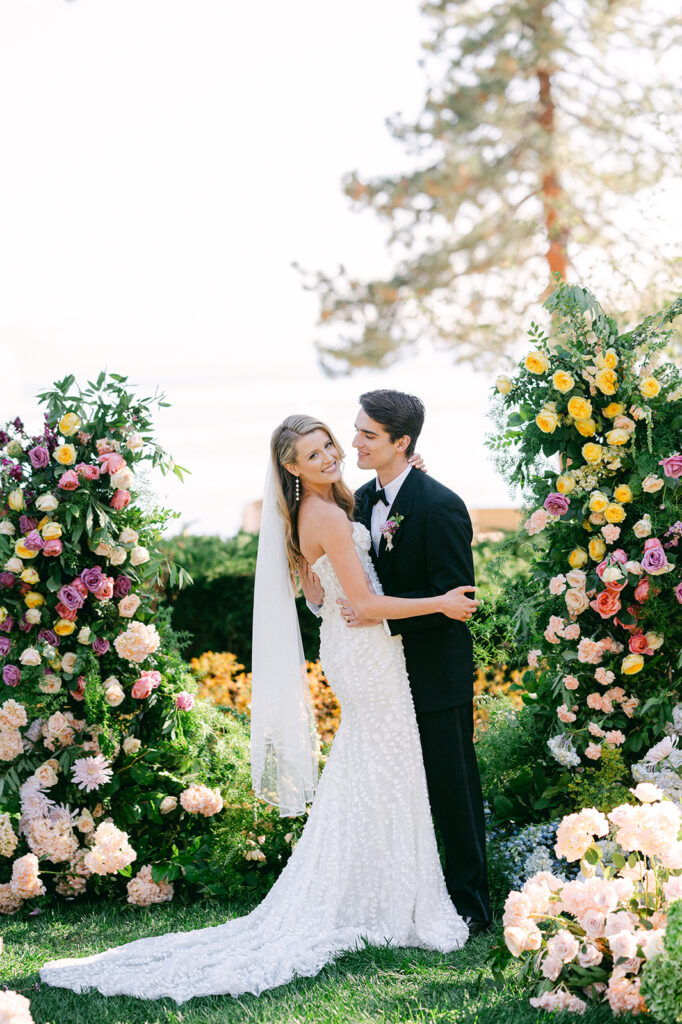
[304,389,491,932]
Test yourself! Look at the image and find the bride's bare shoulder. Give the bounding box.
[299,496,349,532]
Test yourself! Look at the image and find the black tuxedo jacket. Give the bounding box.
[354,469,475,713]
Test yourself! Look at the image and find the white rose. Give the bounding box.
[102,675,120,688]
[33,764,58,788]
[25,608,42,624]
[20,647,41,666]
[104,683,125,707]
[4,557,23,573]
[130,546,149,566]
[565,588,590,616]
[61,652,77,674]
[77,626,91,645]
[110,467,134,490]
[123,736,142,755]
[625,560,642,575]
[94,541,114,558]
[159,795,178,814]
[125,431,144,452]
[633,515,652,538]
[36,494,59,512]
[0,521,16,536]
[39,674,62,694]
[119,527,139,545]
[645,632,664,651]
[565,569,587,591]
[108,546,128,566]
[76,809,95,834]
[601,566,623,584]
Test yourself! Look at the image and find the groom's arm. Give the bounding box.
[386,494,475,637]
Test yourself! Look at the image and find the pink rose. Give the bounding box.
[641,538,668,575]
[76,462,101,481]
[131,669,161,699]
[94,576,115,601]
[634,577,650,603]
[659,454,682,478]
[629,634,652,656]
[544,492,570,517]
[676,581,682,604]
[42,538,63,557]
[70,674,86,701]
[58,470,80,490]
[175,691,195,711]
[98,452,126,474]
[110,489,131,511]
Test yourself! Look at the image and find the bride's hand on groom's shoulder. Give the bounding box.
[299,560,324,606]
[439,586,479,622]
[408,452,428,473]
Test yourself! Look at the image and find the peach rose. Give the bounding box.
[589,589,621,619]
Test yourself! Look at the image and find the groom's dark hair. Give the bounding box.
[359,389,425,457]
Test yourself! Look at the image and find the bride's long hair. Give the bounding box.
[270,415,355,584]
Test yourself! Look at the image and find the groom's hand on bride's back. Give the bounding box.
[440,586,479,622]
[300,560,324,606]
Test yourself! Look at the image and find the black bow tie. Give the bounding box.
[370,487,388,507]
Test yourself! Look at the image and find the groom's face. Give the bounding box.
[352,408,407,471]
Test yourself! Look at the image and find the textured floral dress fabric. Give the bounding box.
[40,523,468,1002]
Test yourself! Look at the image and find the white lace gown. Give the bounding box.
[39,523,468,1003]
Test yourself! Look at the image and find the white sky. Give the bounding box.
[0,1,677,535]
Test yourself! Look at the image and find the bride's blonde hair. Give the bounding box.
[270,415,355,584]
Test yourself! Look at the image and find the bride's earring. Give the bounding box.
[295,477,300,502]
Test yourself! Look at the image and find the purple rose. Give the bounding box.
[92,637,110,656]
[0,637,11,658]
[57,584,85,611]
[28,445,50,470]
[0,616,14,634]
[19,515,38,534]
[0,572,15,589]
[641,538,668,575]
[543,492,570,517]
[2,664,21,687]
[113,574,133,598]
[18,615,34,633]
[80,566,105,593]
[676,581,682,604]
[37,628,59,647]
[659,455,682,480]
[24,530,44,551]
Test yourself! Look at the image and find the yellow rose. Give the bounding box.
[575,418,596,437]
[536,409,559,433]
[24,591,45,608]
[20,568,40,584]
[596,348,618,370]
[8,489,24,512]
[604,503,626,524]
[556,475,575,495]
[568,548,588,569]
[525,351,549,374]
[37,516,51,530]
[41,522,62,540]
[53,443,77,466]
[54,619,76,637]
[567,397,592,421]
[606,428,629,446]
[14,542,38,560]
[640,377,661,399]
[582,443,603,465]
[603,403,625,418]
[588,491,609,513]
[588,537,607,561]
[552,370,575,394]
[0,606,7,623]
[621,654,644,675]
[58,412,81,436]
[613,485,633,504]
[582,519,593,532]
[595,369,618,395]
[495,375,513,395]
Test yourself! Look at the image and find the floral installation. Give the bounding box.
[487,282,682,820]
[380,513,404,552]
[501,783,682,1016]
[0,374,246,909]
[632,703,682,810]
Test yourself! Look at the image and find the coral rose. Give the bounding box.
[590,589,621,619]
[110,489,131,511]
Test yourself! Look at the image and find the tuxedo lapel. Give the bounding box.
[354,484,373,532]
[376,467,423,570]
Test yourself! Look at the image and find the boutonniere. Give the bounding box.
[380,513,404,551]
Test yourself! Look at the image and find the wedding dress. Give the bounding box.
[40,522,468,1003]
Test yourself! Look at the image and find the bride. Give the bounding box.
[39,414,473,1003]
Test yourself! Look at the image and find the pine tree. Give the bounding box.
[308,1,682,371]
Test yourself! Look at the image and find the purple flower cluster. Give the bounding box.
[664,521,682,550]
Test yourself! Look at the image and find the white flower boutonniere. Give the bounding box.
[380,513,404,551]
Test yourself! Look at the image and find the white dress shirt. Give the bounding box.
[371,464,413,554]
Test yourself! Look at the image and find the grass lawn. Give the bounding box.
[1,899,633,1024]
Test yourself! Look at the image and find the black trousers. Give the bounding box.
[415,701,491,925]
